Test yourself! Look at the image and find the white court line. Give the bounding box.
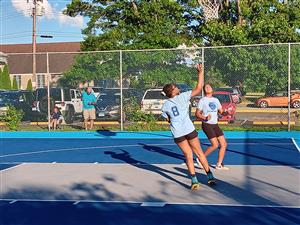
[0,198,299,208]
[0,163,26,173]
[0,142,295,159]
[291,138,300,153]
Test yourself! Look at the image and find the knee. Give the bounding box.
[220,141,227,149]
[211,143,219,150]
[184,152,194,161]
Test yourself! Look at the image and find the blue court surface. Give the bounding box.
[0,131,299,225]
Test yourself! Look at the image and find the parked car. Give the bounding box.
[0,90,34,120]
[95,92,121,120]
[32,88,83,123]
[91,87,104,98]
[141,88,193,116]
[141,88,167,115]
[176,84,192,92]
[212,91,237,123]
[256,91,300,108]
[215,87,242,104]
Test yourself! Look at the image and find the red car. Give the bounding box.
[213,91,237,123]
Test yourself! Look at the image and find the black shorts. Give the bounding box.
[202,122,224,140]
[174,130,198,144]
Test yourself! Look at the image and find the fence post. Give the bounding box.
[288,43,291,131]
[47,52,51,131]
[120,50,123,131]
[202,47,205,96]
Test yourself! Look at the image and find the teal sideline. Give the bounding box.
[1,131,299,151]
[0,130,298,139]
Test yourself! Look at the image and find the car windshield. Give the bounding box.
[144,91,166,100]
[97,94,120,106]
[213,94,231,103]
[93,88,102,93]
[0,92,20,100]
[36,88,62,101]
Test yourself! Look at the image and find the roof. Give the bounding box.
[0,42,81,53]
[7,52,77,74]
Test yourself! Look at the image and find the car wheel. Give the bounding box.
[65,106,75,124]
[292,100,300,108]
[259,101,268,108]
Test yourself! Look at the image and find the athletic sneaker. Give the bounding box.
[196,158,204,169]
[207,171,216,186]
[191,181,200,190]
[215,164,229,170]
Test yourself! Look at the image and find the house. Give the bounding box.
[0,42,80,89]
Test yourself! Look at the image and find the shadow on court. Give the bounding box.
[139,143,185,161]
[174,166,280,206]
[104,150,189,189]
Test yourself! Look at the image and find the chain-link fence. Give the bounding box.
[1,43,299,131]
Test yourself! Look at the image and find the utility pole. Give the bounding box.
[32,0,37,89]
[29,0,44,89]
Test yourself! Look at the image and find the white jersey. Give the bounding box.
[161,91,195,138]
[197,96,222,124]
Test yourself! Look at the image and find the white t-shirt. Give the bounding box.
[197,96,222,124]
[161,91,195,138]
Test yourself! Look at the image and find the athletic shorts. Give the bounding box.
[174,130,198,144]
[83,108,96,120]
[202,122,224,139]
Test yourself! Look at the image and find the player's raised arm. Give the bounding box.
[191,64,204,97]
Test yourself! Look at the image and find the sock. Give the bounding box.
[191,174,198,183]
[206,170,214,179]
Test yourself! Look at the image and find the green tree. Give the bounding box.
[192,0,300,46]
[26,79,33,91]
[0,65,11,90]
[12,76,18,90]
[61,49,201,88]
[65,1,300,49]
[64,0,195,50]
[63,1,300,93]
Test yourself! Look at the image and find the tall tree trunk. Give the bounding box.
[237,0,243,26]
[131,0,139,15]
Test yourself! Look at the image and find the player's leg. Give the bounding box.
[205,137,219,156]
[216,135,229,170]
[176,139,200,190]
[202,123,219,156]
[188,136,216,185]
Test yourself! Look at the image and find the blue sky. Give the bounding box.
[0,0,87,44]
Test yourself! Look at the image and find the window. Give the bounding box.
[14,75,21,89]
[144,91,166,100]
[37,74,45,88]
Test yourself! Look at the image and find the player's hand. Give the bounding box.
[196,64,203,73]
[206,114,211,121]
[79,82,84,89]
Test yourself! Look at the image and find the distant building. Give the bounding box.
[0,42,80,89]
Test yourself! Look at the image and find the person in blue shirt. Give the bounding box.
[161,64,215,190]
[82,87,97,130]
[50,106,61,130]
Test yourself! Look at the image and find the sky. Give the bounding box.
[0,0,87,44]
